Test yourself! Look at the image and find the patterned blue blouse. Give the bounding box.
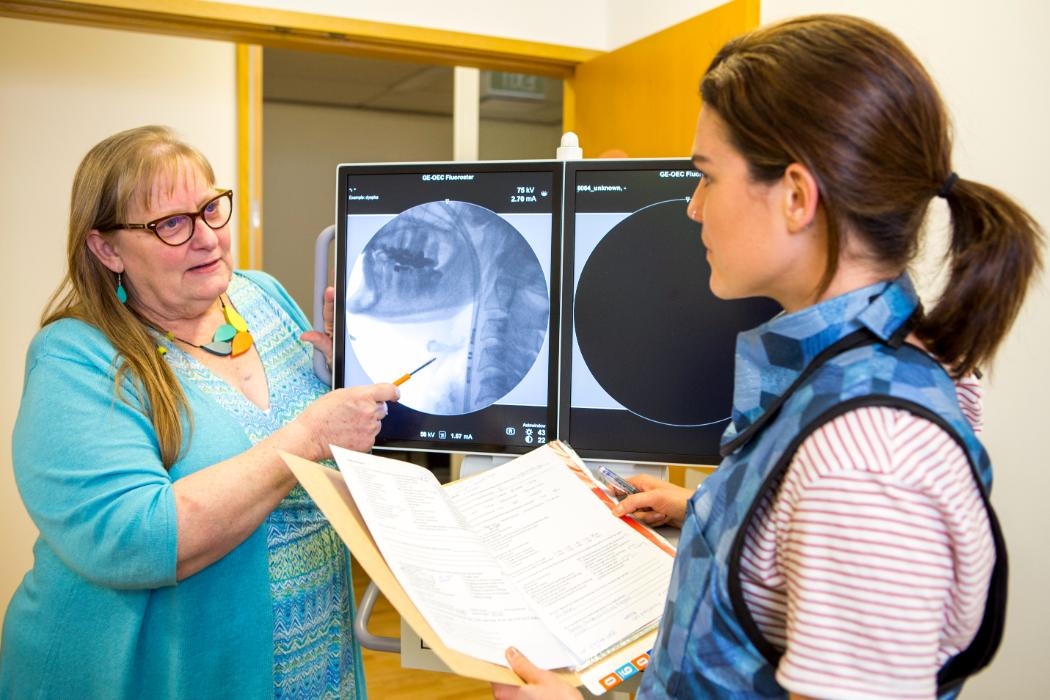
[159,272,366,699]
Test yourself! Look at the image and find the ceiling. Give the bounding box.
[263,47,564,125]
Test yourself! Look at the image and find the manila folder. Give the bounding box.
[279,450,658,691]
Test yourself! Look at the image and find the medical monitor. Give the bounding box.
[559,159,781,466]
[334,160,562,456]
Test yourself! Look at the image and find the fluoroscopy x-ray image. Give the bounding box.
[346,200,549,416]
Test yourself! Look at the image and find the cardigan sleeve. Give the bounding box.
[12,320,178,590]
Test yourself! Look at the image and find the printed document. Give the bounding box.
[331,440,675,670]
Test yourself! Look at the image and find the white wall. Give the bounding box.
[0,15,237,616]
[759,2,1049,698]
[605,0,729,48]
[213,0,729,50]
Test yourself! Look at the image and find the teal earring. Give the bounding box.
[116,272,127,305]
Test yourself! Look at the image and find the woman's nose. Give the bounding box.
[189,215,221,248]
[686,182,704,222]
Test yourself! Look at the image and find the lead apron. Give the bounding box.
[638,277,1007,699]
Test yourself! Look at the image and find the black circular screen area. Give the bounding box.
[574,201,779,426]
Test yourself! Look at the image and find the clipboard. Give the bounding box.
[280,451,659,693]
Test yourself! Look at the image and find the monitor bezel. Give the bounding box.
[333,159,564,457]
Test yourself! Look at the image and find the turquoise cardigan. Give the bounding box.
[0,271,326,699]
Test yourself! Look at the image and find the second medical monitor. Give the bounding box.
[559,159,781,465]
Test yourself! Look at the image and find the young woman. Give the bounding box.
[493,14,1041,700]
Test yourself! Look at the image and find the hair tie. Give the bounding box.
[937,171,959,199]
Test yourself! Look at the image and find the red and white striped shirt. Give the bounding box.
[740,375,994,700]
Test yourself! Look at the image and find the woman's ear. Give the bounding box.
[782,162,820,233]
[85,230,123,274]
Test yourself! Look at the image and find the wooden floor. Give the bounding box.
[352,559,493,700]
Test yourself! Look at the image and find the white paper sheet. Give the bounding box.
[333,445,575,667]
[332,442,673,670]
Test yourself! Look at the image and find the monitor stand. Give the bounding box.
[458,453,515,479]
[458,452,667,482]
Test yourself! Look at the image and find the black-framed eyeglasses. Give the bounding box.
[105,190,233,246]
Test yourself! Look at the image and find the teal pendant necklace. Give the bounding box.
[155,297,253,358]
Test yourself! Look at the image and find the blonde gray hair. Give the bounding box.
[44,125,218,469]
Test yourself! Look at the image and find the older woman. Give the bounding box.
[0,125,399,698]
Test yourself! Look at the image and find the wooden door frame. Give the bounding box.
[0,1,597,74]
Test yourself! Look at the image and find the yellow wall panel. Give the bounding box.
[571,0,758,158]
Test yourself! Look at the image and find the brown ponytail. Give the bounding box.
[700,14,1043,376]
[920,178,1042,375]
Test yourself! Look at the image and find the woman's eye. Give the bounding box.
[158,215,186,231]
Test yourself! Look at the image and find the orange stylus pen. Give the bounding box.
[393,357,436,386]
